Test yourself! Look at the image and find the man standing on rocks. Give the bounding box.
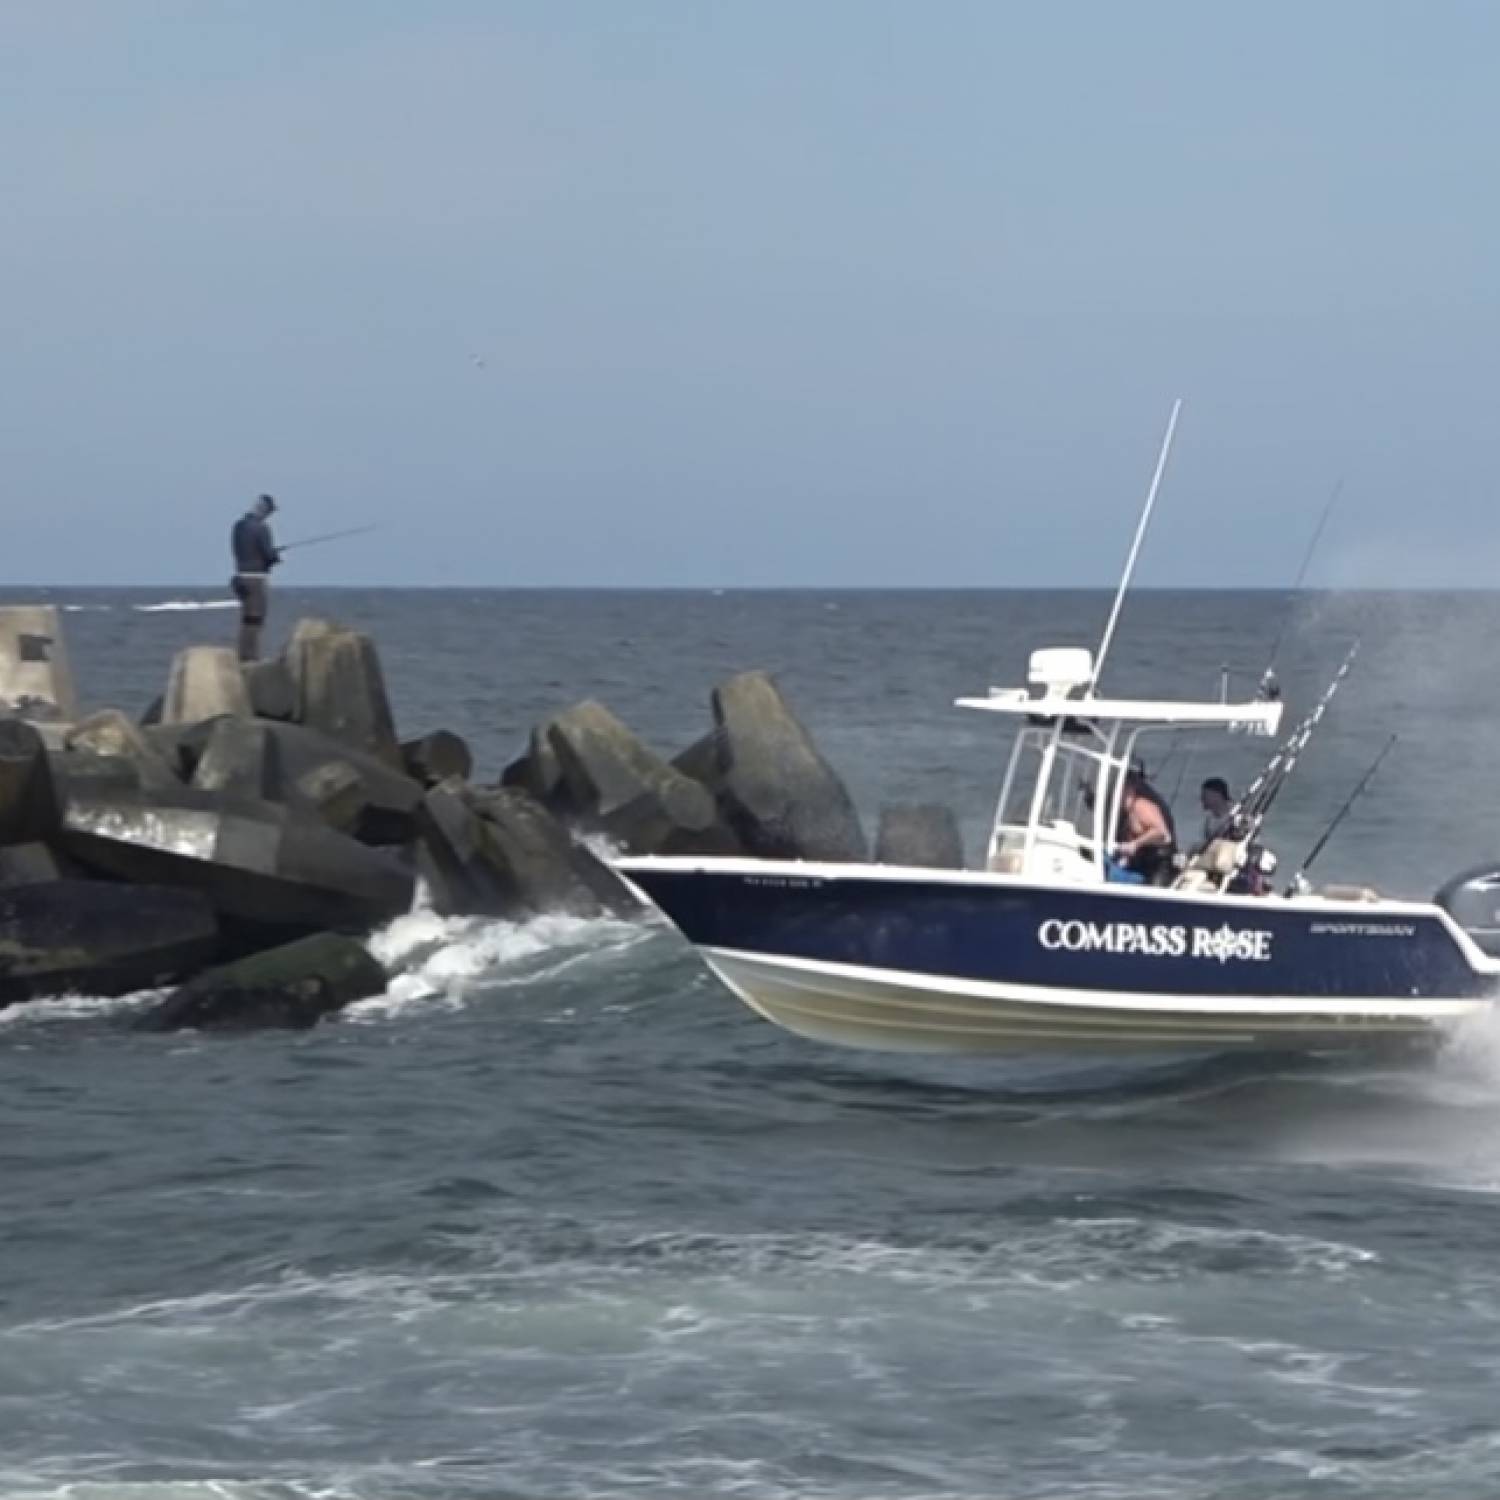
[230,494,281,662]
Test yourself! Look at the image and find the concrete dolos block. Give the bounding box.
[65,710,182,792]
[545,700,718,854]
[191,718,283,802]
[286,618,401,767]
[0,881,218,1007]
[60,787,414,935]
[874,803,965,869]
[401,730,473,788]
[139,933,387,1032]
[162,647,251,724]
[0,605,77,723]
[0,719,62,846]
[704,670,867,863]
[417,780,634,920]
[150,717,422,846]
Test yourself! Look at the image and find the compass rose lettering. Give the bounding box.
[1038,919,1273,963]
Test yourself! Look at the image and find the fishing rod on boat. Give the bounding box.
[1256,478,1344,703]
[1176,640,1361,890]
[1092,397,1183,691]
[1284,734,1397,895]
[277,524,379,553]
[1231,639,1361,844]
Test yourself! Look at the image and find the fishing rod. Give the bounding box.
[1177,640,1359,890]
[277,524,379,553]
[1092,397,1183,690]
[1284,733,1397,895]
[1257,477,1344,701]
[1238,639,1359,835]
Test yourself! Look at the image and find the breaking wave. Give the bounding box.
[0,988,164,1029]
[132,598,238,613]
[359,903,647,1018]
[0,895,647,1035]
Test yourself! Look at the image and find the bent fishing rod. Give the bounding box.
[1284,733,1397,895]
[277,524,379,553]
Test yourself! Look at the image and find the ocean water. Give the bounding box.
[4,586,1500,1499]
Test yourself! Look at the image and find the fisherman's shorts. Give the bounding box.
[231,574,269,624]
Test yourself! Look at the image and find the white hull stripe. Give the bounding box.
[701,947,1489,1020]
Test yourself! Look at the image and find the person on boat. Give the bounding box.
[1199,777,1238,846]
[230,494,281,662]
[1114,770,1177,885]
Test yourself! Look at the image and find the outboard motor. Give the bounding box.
[1436,865,1500,957]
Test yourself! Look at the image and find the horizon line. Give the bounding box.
[3,582,1500,595]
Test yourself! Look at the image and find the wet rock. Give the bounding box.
[469,787,635,918]
[414,778,509,917]
[544,700,717,854]
[401,729,473,788]
[139,933,387,1032]
[0,719,61,846]
[162,646,251,724]
[416,780,633,920]
[0,880,218,1007]
[191,718,283,802]
[65,709,180,792]
[60,787,414,935]
[499,723,564,802]
[243,657,296,721]
[0,605,78,723]
[292,759,367,836]
[0,842,66,886]
[50,752,148,800]
[268,722,421,844]
[705,671,866,862]
[147,717,420,846]
[874,803,965,869]
[140,721,206,780]
[671,732,723,792]
[663,733,743,855]
[286,618,401,767]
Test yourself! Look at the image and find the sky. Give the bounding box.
[3,1,1498,587]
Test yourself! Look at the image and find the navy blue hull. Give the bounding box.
[623,864,1491,1002]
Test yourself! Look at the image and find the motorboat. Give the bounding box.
[616,641,1500,1052]
[615,405,1500,1054]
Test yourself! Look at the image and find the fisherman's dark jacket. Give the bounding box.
[231,514,278,573]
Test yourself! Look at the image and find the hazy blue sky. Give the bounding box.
[4,1,1497,586]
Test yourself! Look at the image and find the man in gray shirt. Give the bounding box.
[230,494,281,661]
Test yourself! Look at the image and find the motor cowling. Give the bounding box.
[1435,865,1500,956]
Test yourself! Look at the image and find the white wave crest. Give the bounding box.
[132,598,239,613]
[0,988,164,1028]
[356,900,646,1019]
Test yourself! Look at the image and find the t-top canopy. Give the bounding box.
[954,686,1284,734]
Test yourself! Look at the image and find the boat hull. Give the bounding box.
[617,858,1499,1054]
[702,947,1479,1053]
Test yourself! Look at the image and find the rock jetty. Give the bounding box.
[0,604,964,1031]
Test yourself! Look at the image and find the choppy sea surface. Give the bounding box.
[5,586,1500,1500]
